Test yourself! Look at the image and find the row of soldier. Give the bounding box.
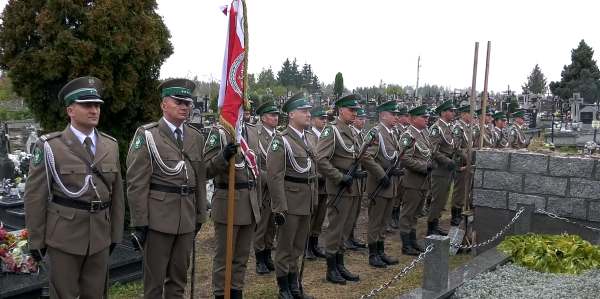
[21,75,531,299]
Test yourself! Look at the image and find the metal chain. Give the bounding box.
[450,207,524,249]
[535,208,600,234]
[357,245,434,299]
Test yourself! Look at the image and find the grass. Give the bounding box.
[110,190,473,299]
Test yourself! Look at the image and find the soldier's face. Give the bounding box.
[514,117,525,125]
[354,116,366,130]
[380,111,396,127]
[496,119,507,128]
[67,103,100,129]
[397,114,410,125]
[441,110,455,122]
[411,115,429,129]
[339,107,357,123]
[312,116,327,131]
[243,111,251,122]
[485,115,493,124]
[290,109,311,127]
[460,112,471,122]
[261,113,279,130]
[161,97,190,123]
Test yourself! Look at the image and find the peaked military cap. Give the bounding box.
[357,108,367,116]
[397,106,409,115]
[376,100,400,113]
[492,112,507,120]
[58,76,104,107]
[158,78,196,102]
[512,110,526,118]
[311,105,328,118]
[335,94,361,109]
[435,100,456,115]
[457,105,471,113]
[256,100,279,116]
[282,92,312,113]
[476,107,493,116]
[409,105,430,116]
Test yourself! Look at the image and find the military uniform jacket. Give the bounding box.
[474,123,494,148]
[204,124,261,226]
[399,126,432,190]
[258,126,274,193]
[316,119,363,197]
[456,120,478,166]
[361,125,399,198]
[493,127,510,148]
[306,130,325,195]
[429,119,456,177]
[508,123,527,149]
[127,119,207,235]
[267,127,317,216]
[24,126,125,256]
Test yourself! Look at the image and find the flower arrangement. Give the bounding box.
[8,151,31,177]
[543,142,556,151]
[0,223,38,274]
[585,141,599,153]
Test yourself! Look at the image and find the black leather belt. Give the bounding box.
[52,196,111,213]
[284,176,314,184]
[150,183,195,195]
[215,181,255,190]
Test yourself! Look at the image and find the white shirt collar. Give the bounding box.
[351,126,361,135]
[289,125,304,139]
[382,124,393,134]
[460,119,470,127]
[439,118,451,126]
[70,124,96,147]
[312,127,321,138]
[263,126,274,137]
[163,117,184,138]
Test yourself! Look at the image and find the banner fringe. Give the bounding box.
[242,0,250,111]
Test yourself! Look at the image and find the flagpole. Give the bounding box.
[479,41,491,148]
[464,42,478,214]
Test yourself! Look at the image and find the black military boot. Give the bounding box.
[400,233,420,256]
[263,248,275,272]
[288,272,314,299]
[377,241,399,265]
[431,220,448,236]
[231,289,243,299]
[409,231,425,253]
[306,240,317,261]
[277,275,294,299]
[345,238,357,251]
[255,251,270,274]
[368,243,387,268]
[310,236,326,258]
[335,253,360,281]
[349,228,366,248]
[389,207,399,229]
[451,208,462,226]
[326,256,346,285]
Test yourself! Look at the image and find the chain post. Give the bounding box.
[422,236,450,299]
[514,203,535,235]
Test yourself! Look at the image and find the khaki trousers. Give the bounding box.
[367,195,394,243]
[48,246,109,299]
[325,195,359,256]
[310,193,329,237]
[452,170,474,209]
[143,229,194,299]
[399,188,426,234]
[212,223,254,296]
[253,200,276,251]
[275,214,310,277]
[429,174,451,222]
[393,184,403,208]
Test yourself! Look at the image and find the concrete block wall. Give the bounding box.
[473,149,600,223]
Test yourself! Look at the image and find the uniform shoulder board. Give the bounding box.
[39,132,62,142]
[305,130,314,136]
[141,122,159,130]
[330,120,338,125]
[246,123,256,127]
[99,132,117,143]
[184,124,203,135]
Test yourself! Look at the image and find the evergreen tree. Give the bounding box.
[291,58,301,88]
[276,58,293,87]
[522,64,548,94]
[334,72,344,98]
[550,40,600,103]
[0,0,173,172]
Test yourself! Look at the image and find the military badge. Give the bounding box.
[452,126,461,136]
[33,147,43,166]
[510,129,517,136]
[134,135,144,150]
[207,134,218,147]
[401,137,410,147]
[271,140,281,152]
[430,128,439,136]
[322,127,331,137]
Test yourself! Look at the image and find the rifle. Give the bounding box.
[329,131,377,214]
[444,135,463,190]
[525,133,534,148]
[366,137,415,204]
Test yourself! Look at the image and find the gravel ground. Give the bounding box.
[452,263,600,299]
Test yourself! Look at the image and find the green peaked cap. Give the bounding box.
[158,78,196,102]
[512,110,526,118]
[310,105,328,118]
[357,108,366,116]
[476,107,493,116]
[397,106,409,115]
[256,100,280,116]
[376,100,400,113]
[492,112,507,120]
[283,92,312,113]
[409,105,430,116]
[434,100,456,115]
[335,94,361,109]
[457,105,471,113]
[58,76,104,107]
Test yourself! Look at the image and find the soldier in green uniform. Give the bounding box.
[398,105,434,256]
[346,108,367,251]
[24,77,125,299]
[361,101,404,267]
[474,107,494,148]
[253,100,279,274]
[388,106,410,230]
[306,106,329,260]
[492,112,510,148]
[316,94,366,284]
[508,110,528,149]
[427,100,457,236]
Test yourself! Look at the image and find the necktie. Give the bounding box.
[84,137,94,160]
[302,134,307,146]
[175,128,183,149]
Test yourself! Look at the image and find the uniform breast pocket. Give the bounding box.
[159,154,182,171]
[59,164,88,188]
[46,203,77,243]
[101,163,118,183]
[293,152,308,166]
[187,154,202,180]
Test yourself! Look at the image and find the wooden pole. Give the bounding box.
[224,156,236,299]
[464,42,478,212]
[479,41,492,148]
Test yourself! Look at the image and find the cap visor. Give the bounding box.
[73,98,104,104]
[170,95,193,102]
[346,104,361,109]
[295,104,313,110]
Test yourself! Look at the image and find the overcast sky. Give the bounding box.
[2,0,599,95]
